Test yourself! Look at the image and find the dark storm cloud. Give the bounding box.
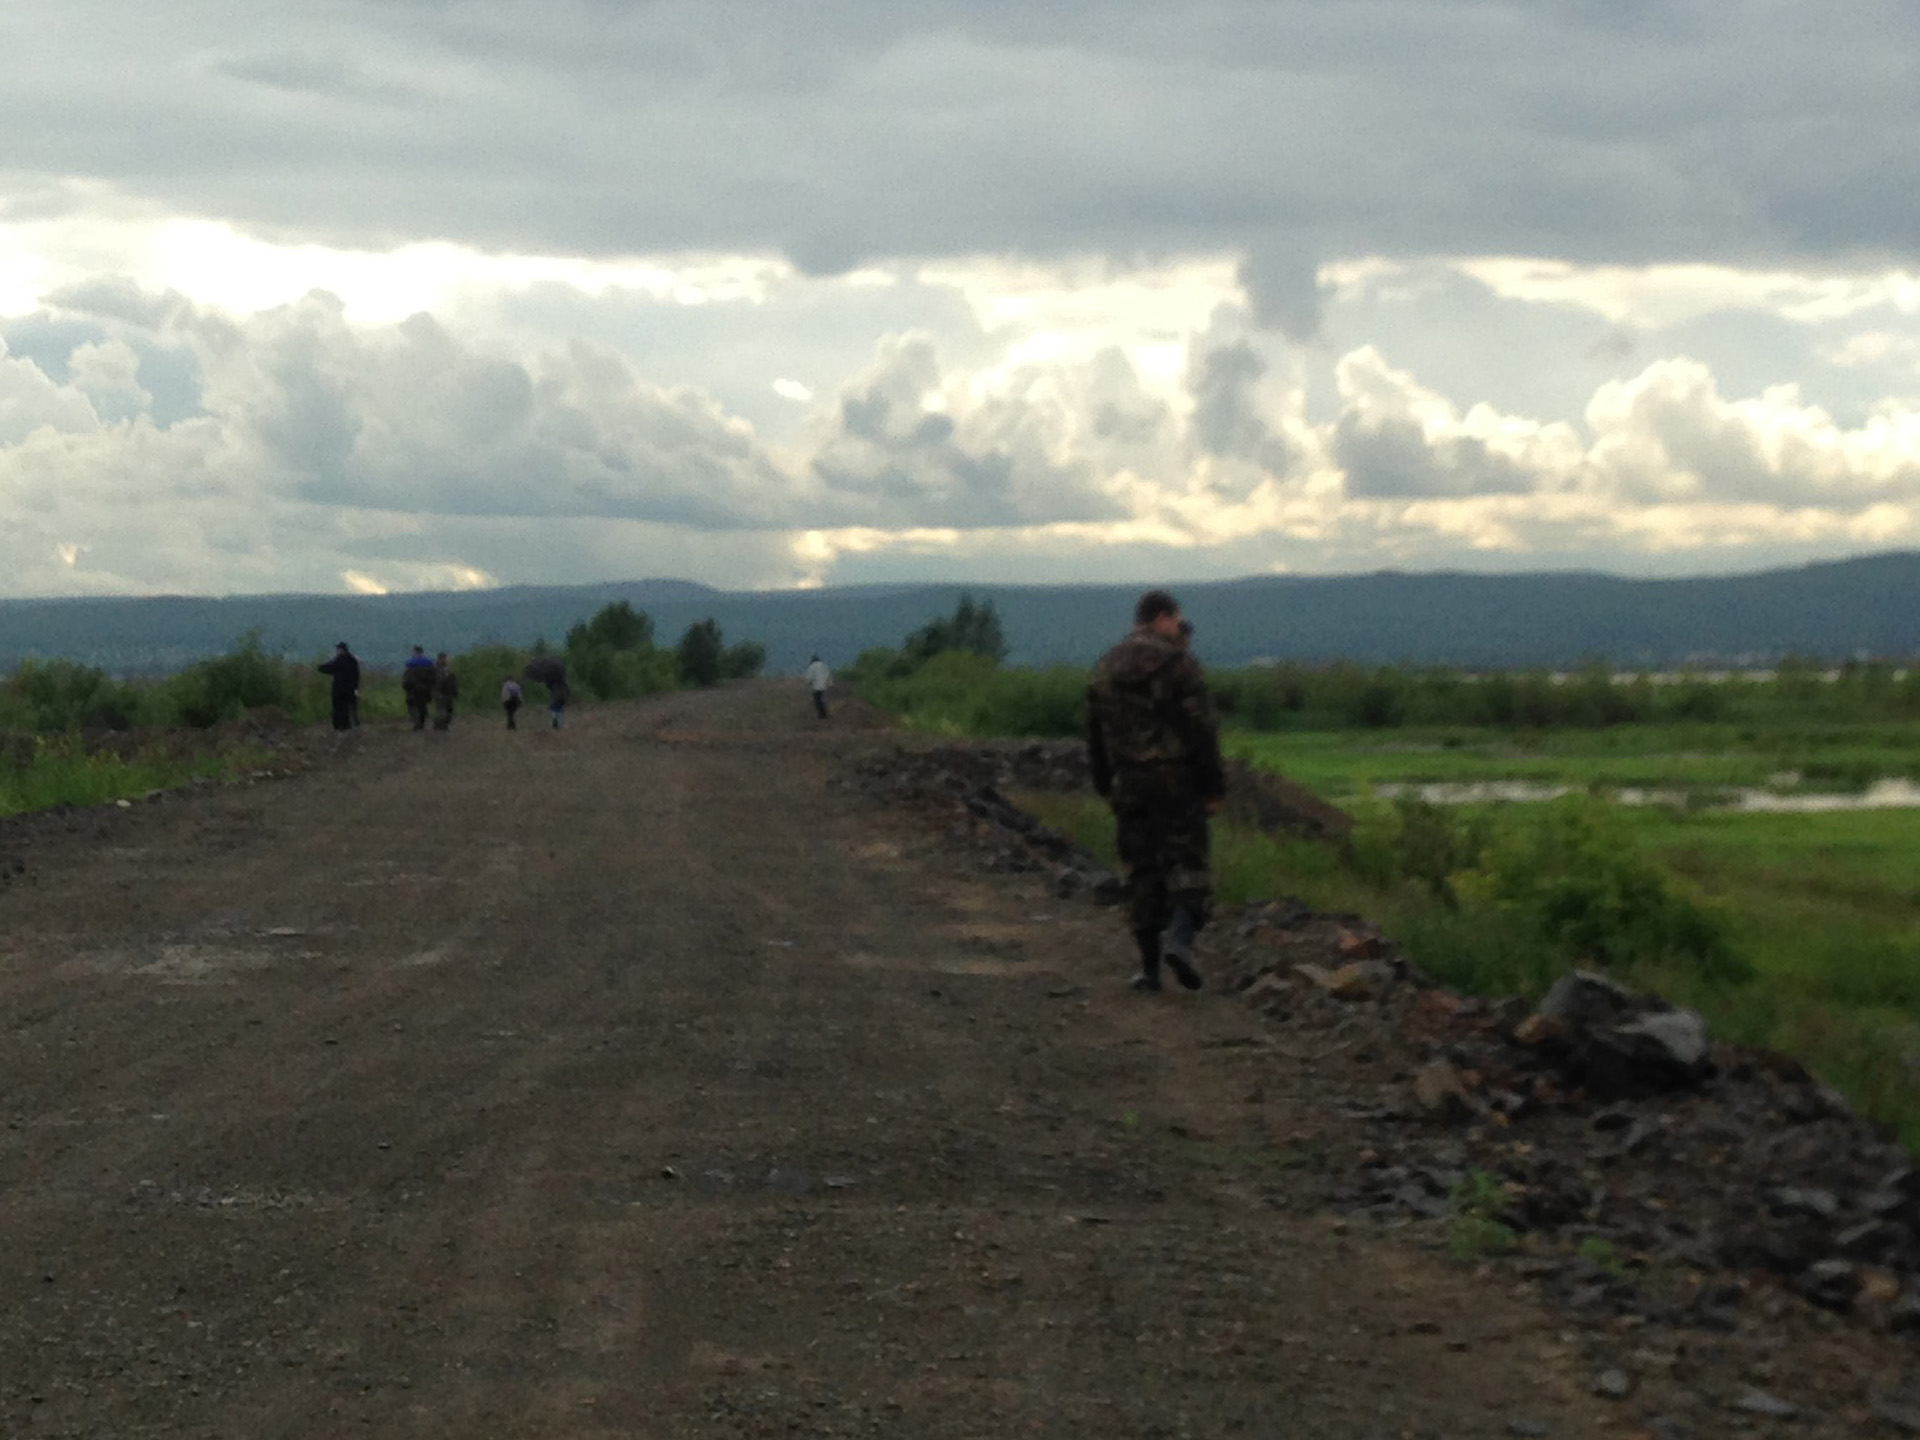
[9,1,1920,276]
[1236,244,1326,341]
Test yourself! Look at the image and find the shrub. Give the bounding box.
[720,641,766,680]
[866,648,1000,731]
[457,643,533,692]
[3,659,143,731]
[566,600,654,652]
[903,593,1006,666]
[154,634,311,728]
[675,619,725,688]
[1345,796,1492,901]
[1465,795,1749,983]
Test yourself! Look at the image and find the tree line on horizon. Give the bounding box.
[0,601,766,741]
[16,585,1920,744]
[842,595,1920,737]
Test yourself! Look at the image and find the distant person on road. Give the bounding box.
[501,677,524,730]
[1085,590,1225,994]
[316,641,360,732]
[805,654,832,719]
[431,652,459,732]
[401,645,436,731]
[524,657,570,729]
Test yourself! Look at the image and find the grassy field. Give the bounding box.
[1219,724,1920,1145]
[845,645,1920,1144]
[0,738,281,818]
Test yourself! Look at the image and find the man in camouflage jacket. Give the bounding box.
[1086,589,1225,992]
[401,646,436,732]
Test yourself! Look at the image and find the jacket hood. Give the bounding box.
[1101,628,1185,686]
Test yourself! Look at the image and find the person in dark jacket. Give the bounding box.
[401,645,436,731]
[1086,590,1225,993]
[431,652,459,732]
[316,641,360,732]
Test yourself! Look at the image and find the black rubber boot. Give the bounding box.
[1129,928,1163,993]
[1160,908,1203,990]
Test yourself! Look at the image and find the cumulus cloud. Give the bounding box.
[805,334,1124,527]
[5,250,1920,598]
[0,337,101,443]
[1331,348,1554,501]
[69,290,812,529]
[1585,359,1920,509]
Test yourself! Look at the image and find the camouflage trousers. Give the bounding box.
[1111,795,1213,937]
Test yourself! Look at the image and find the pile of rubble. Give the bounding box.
[1218,906,1920,1335]
[849,738,1352,847]
[848,743,1125,902]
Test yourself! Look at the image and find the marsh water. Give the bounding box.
[1372,777,1920,812]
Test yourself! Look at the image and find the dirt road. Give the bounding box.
[3,683,1623,1438]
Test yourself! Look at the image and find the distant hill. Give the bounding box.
[8,553,1920,675]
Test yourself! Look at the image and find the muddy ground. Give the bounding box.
[1,682,1912,1438]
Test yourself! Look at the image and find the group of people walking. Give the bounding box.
[316,644,567,734]
[318,589,1215,998]
[400,646,459,732]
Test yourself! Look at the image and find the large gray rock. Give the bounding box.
[1538,970,1641,1028]
[1533,970,1712,1098]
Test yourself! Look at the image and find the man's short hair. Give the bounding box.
[1134,589,1180,626]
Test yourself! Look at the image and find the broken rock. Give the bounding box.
[1296,959,1394,1001]
[1411,1059,1479,1124]
[1511,1013,1566,1047]
[1795,1258,1863,1312]
[1532,969,1712,1098]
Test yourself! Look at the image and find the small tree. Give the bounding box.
[567,601,654,653]
[676,619,724,687]
[903,593,1007,666]
[720,640,766,680]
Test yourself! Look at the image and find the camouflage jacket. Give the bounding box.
[400,661,436,703]
[1085,629,1225,804]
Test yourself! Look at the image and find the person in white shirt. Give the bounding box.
[805,655,832,719]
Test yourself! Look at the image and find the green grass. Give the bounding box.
[1026,746,1920,1148]
[1619,805,1920,1126]
[1223,727,1920,1148]
[854,658,1920,1148]
[0,739,268,817]
[1013,788,1384,918]
[1448,1169,1517,1261]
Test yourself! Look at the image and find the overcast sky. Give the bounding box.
[4,0,1920,596]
